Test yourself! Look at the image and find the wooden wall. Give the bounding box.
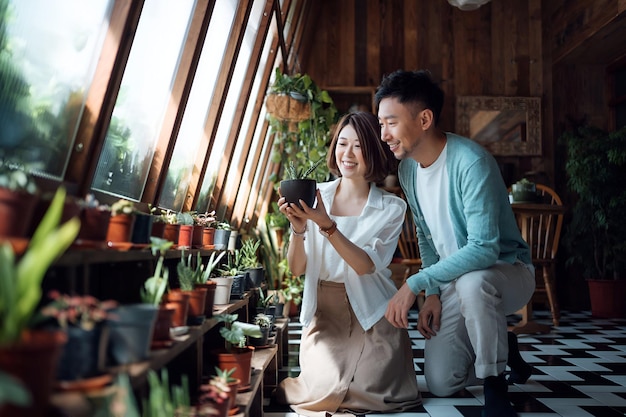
[299,0,549,189]
[294,0,626,310]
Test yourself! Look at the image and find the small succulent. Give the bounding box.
[285,159,324,180]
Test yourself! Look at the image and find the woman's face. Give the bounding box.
[335,124,366,180]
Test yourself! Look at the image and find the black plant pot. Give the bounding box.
[246,267,264,289]
[230,274,246,300]
[131,213,154,244]
[280,179,317,209]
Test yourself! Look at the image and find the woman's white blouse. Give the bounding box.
[299,178,407,331]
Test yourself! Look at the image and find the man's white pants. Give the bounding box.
[423,260,535,397]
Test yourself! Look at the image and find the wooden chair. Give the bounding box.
[511,184,565,331]
[397,209,422,281]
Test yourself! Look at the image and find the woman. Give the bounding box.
[275,111,421,416]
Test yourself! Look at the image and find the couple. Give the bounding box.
[275,70,535,417]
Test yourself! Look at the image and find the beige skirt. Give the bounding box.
[276,281,421,416]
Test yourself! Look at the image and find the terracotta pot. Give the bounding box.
[152,305,175,342]
[28,195,81,238]
[172,288,207,325]
[0,330,67,417]
[0,188,38,238]
[78,207,111,241]
[212,346,254,390]
[106,213,135,243]
[178,225,193,249]
[202,227,215,247]
[588,279,626,318]
[196,281,217,318]
[151,222,166,238]
[163,223,180,244]
[163,291,190,327]
[192,225,204,248]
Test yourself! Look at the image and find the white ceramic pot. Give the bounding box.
[213,276,234,305]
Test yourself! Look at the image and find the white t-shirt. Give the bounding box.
[416,144,458,259]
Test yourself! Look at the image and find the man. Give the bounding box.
[376,69,534,417]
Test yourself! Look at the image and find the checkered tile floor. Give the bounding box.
[265,309,626,417]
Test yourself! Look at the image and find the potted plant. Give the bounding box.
[217,250,246,300]
[212,313,262,390]
[266,67,337,187]
[0,159,39,239]
[199,367,239,417]
[176,211,195,249]
[250,313,272,347]
[38,291,117,383]
[560,124,626,318]
[193,211,217,248]
[75,193,111,243]
[130,203,156,245]
[510,178,537,203]
[106,198,136,244]
[106,238,170,366]
[0,186,80,417]
[213,221,232,250]
[174,250,208,325]
[239,238,264,289]
[279,159,325,209]
[140,241,176,346]
[152,208,180,243]
[194,250,226,318]
[281,274,304,317]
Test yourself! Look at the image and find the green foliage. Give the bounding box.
[560,125,626,279]
[177,211,195,226]
[284,159,325,180]
[0,370,30,409]
[281,274,304,306]
[197,250,226,284]
[257,221,291,290]
[267,67,337,184]
[0,187,80,345]
[218,250,243,277]
[265,202,289,229]
[176,250,201,291]
[239,238,261,269]
[141,369,190,417]
[141,252,169,306]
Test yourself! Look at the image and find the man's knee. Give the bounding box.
[425,371,466,397]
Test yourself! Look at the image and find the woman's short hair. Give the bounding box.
[327,111,397,183]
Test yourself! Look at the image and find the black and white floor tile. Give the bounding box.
[265,309,626,417]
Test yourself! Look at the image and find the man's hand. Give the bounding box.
[417,294,441,339]
[385,284,417,328]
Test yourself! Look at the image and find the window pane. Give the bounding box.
[158,0,238,211]
[197,0,266,213]
[91,0,196,201]
[0,0,112,178]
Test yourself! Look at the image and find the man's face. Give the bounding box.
[378,97,424,161]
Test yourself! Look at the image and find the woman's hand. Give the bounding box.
[279,190,333,230]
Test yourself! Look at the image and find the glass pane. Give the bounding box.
[158,0,238,211]
[231,11,279,221]
[197,0,266,214]
[0,0,112,179]
[91,0,196,201]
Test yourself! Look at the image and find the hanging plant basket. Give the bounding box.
[265,93,311,123]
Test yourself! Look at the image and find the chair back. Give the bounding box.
[519,184,564,262]
[398,209,421,261]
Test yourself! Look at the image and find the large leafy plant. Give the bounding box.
[213,313,261,350]
[0,187,80,345]
[561,125,626,280]
[266,67,337,184]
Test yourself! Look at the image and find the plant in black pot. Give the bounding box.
[560,124,626,318]
[279,159,324,209]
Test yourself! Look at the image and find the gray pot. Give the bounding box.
[107,304,157,365]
